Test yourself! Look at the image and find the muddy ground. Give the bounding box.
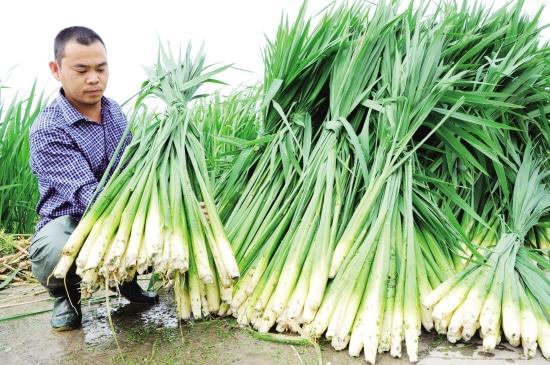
[0,280,547,365]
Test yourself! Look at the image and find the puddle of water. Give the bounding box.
[140,297,179,328]
[80,294,181,347]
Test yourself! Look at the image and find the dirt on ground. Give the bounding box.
[0,280,547,365]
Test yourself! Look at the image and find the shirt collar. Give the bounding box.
[57,88,112,126]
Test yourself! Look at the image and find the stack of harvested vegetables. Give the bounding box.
[424,146,550,358]
[218,0,550,363]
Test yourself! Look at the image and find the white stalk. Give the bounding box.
[519,282,538,359]
[432,269,480,330]
[140,179,162,271]
[502,262,521,347]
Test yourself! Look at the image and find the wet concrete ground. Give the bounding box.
[0,281,547,365]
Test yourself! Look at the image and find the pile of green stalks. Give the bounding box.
[52,45,241,319]
[0,82,45,233]
[214,0,550,363]
[424,147,550,358]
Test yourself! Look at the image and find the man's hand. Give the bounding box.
[199,202,210,223]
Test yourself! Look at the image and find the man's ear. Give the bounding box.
[49,61,61,81]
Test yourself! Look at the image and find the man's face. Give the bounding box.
[49,40,109,106]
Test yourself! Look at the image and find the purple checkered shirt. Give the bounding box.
[29,89,131,232]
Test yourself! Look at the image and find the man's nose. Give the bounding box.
[86,73,100,84]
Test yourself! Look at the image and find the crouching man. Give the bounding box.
[29,26,158,332]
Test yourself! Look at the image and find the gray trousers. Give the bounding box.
[29,216,80,294]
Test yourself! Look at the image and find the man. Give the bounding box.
[29,26,158,332]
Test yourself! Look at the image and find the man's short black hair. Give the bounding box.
[54,26,105,64]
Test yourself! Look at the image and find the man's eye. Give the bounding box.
[76,70,86,74]
[97,68,105,73]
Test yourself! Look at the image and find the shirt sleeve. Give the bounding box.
[30,127,98,211]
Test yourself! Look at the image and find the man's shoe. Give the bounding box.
[116,279,159,304]
[51,296,82,331]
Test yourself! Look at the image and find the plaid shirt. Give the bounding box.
[29,89,130,232]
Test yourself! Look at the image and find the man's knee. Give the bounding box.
[29,216,77,287]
